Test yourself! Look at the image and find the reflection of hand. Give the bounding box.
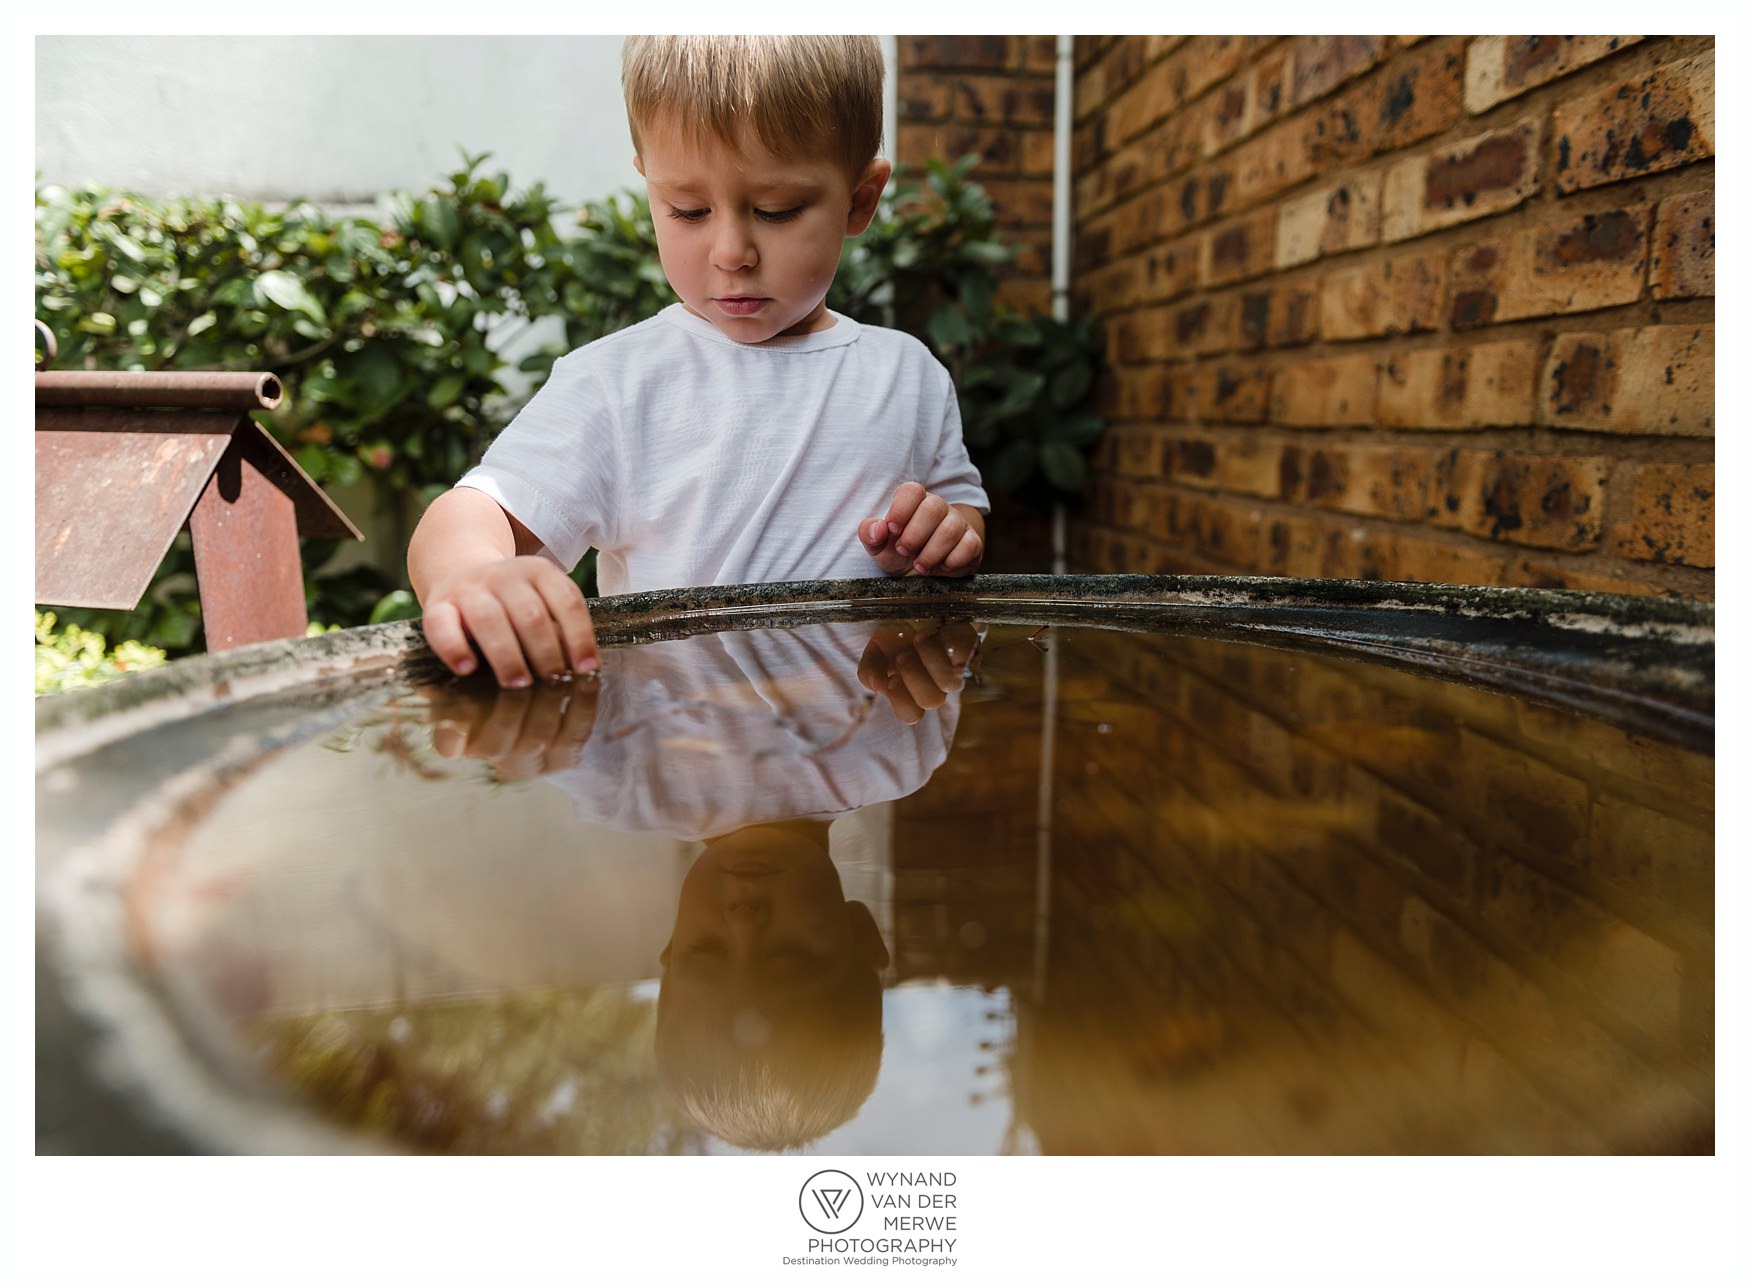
[422,674,599,780]
[856,621,979,724]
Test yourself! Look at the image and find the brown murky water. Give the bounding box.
[131,616,1713,1154]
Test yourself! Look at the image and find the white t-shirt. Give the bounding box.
[457,304,989,596]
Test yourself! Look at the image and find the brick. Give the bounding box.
[1173,35,1250,105]
[1201,208,1279,288]
[1447,206,1650,330]
[1377,339,1541,429]
[1166,362,1272,426]
[909,122,1026,173]
[1540,325,1714,436]
[1172,294,1242,357]
[899,36,1015,71]
[1269,354,1378,426]
[1553,53,1715,193]
[1650,192,1715,299]
[1020,131,1057,178]
[1227,118,1320,209]
[1321,251,1445,340]
[1281,442,1433,519]
[1239,283,1320,349]
[1310,41,1466,165]
[978,178,1056,226]
[1289,35,1388,107]
[947,75,1058,126]
[1504,558,1667,598]
[1612,463,1714,569]
[1260,513,1364,578]
[1381,117,1541,243]
[1431,450,1608,550]
[1465,36,1643,113]
[1108,365,1171,421]
[1357,528,1506,586]
[897,77,953,120]
[1134,235,1202,305]
[1276,173,1382,268]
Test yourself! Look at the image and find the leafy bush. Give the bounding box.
[35,610,166,695]
[36,151,1101,656]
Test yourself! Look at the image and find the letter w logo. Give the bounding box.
[813,1188,851,1220]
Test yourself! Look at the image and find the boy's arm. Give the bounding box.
[408,487,599,685]
[859,482,985,578]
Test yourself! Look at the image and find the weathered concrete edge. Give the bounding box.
[37,575,1715,770]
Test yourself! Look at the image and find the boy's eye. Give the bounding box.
[667,206,708,222]
[755,206,803,224]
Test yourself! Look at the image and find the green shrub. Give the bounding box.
[35,610,167,695]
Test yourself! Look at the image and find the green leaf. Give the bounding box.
[925,305,972,351]
[1044,411,1106,445]
[368,589,423,624]
[255,269,326,322]
[421,198,461,250]
[1049,362,1093,409]
[993,369,1048,420]
[428,371,467,408]
[1040,441,1087,492]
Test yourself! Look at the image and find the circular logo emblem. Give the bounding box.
[799,1169,864,1234]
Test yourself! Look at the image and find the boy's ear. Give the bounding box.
[659,938,671,969]
[844,159,891,237]
[845,900,891,971]
[633,154,646,177]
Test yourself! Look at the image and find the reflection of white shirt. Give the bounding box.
[545,621,958,842]
[456,305,988,595]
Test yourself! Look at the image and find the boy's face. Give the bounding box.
[635,118,890,343]
[662,824,889,1001]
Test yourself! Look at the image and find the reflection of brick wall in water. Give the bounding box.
[889,633,1048,986]
[1012,631,1712,1153]
[1062,36,1713,599]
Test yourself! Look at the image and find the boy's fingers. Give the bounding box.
[455,590,540,688]
[882,482,928,545]
[911,510,967,572]
[420,601,480,676]
[936,529,984,577]
[894,493,950,559]
[535,572,599,673]
[891,647,949,714]
[498,583,570,683]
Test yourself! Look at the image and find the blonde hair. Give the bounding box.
[622,35,885,180]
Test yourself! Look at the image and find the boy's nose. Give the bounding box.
[711,218,758,271]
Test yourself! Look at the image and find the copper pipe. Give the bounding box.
[35,370,283,411]
[35,321,57,370]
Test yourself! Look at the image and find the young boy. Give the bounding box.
[409,35,990,687]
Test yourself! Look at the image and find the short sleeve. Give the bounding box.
[454,351,622,571]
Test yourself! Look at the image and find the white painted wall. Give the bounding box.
[35,35,640,205]
[36,34,901,207]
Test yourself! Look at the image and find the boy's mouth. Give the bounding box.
[713,296,768,317]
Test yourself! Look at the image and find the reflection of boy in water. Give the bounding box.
[425,619,974,1150]
[657,819,888,1151]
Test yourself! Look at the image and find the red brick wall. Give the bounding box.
[1066,36,1713,598]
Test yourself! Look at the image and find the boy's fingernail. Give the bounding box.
[576,655,600,673]
[506,674,530,689]
[888,521,902,536]
[454,658,475,675]
[896,543,912,557]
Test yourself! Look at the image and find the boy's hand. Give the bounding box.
[860,482,984,577]
[419,555,598,687]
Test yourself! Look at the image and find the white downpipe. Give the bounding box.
[1032,35,1075,1008]
[1050,33,1074,578]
